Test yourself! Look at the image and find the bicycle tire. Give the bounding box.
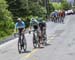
[18,39,22,53]
[33,32,38,48]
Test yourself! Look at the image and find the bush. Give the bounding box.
[0,0,14,39]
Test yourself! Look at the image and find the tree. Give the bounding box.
[61,0,72,10]
[6,0,29,17]
[52,2,62,10]
[48,3,55,14]
[6,0,47,18]
[0,0,14,38]
[28,1,47,16]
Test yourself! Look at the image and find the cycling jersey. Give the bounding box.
[30,19,39,26]
[15,21,25,29]
[30,18,39,30]
[54,12,58,17]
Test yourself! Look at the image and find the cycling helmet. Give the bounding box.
[37,18,43,23]
[17,18,21,21]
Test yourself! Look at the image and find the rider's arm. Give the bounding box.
[14,23,18,33]
[22,21,25,28]
[22,21,26,32]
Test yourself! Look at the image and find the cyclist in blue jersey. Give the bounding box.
[53,10,58,23]
[14,18,26,34]
[14,18,27,53]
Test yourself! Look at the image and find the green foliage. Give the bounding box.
[29,3,47,17]
[6,0,28,17]
[6,0,47,17]
[52,2,62,10]
[48,3,55,13]
[61,0,72,10]
[0,0,14,39]
[0,0,55,40]
[52,0,72,10]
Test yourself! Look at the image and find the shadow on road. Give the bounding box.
[21,50,31,54]
[45,43,51,46]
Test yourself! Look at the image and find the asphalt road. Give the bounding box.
[0,15,75,60]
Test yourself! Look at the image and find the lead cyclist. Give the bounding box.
[14,18,26,35]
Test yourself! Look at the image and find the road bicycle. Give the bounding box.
[14,32,27,53]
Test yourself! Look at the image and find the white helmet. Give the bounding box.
[17,18,21,21]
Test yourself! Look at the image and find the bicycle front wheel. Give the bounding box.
[18,39,22,53]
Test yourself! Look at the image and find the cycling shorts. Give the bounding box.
[18,28,24,34]
[33,25,38,30]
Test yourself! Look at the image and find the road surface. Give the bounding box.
[0,15,75,60]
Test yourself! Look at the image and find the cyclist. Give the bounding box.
[54,10,58,23]
[38,18,46,33]
[58,10,65,23]
[14,18,26,53]
[14,18,26,44]
[29,18,39,48]
[30,18,39,31]
[37,17,43,35]
[42,20,47,45]
[14,18,26,34]
[37,17,47,46]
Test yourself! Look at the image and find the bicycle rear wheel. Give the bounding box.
[33,32,38,48]
[33,37,38,48]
